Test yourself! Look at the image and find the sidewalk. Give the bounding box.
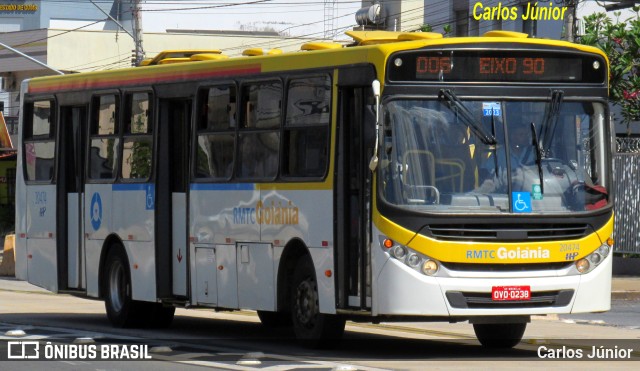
[611,276,640,300]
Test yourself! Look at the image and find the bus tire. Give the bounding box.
[257,310,291,328]
[103,247,146,328]
[291,256,345,348]
[473,322,527,348]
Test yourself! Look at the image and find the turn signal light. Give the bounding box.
[383,239,394,249]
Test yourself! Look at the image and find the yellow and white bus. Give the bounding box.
[16,30,613,348]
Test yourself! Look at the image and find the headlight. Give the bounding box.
[379,236,440,276]
[575,238,613,274]
[407,254,421,267]
[392,245,407,259]
[422,260,439,275]
[576,258,590,273]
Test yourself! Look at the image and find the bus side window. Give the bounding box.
[282,75,331,178]
[23,100,56,182]
[237,81,281,179]
[122,92,153,180]
[195,85,236,179]
[89,95,120,180]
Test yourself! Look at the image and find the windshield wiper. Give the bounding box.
[491,108,500,177]
[539,90,564,158]
[530,121,544,194]
[439,89,496,145]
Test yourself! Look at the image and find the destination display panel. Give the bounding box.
[388,50,607,84]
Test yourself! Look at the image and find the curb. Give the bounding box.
[612,291,640,300]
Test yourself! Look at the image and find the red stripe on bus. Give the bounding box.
[29,65,261,94]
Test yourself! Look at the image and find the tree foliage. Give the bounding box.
[579,9,640,127]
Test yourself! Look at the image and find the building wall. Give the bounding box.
[0,0,130,32]
[424,0,567,39]
[43,29,316,72]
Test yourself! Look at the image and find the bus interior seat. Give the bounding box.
[401,150,436,202]
[435,144,476,192]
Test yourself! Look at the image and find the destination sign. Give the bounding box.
[388,50,606,83]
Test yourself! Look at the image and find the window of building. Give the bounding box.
[23,100,55,182]
[283,75,331,178]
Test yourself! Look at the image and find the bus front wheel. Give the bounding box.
[291,256,345,348]
[104,247,146,328]
[473,322,527,348]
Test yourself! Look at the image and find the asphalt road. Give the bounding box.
[1,285,639,370]
[559,299,640,328]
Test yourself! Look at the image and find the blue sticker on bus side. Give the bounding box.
[90,192,103,230]
[512,192,532,213]
[146,184,155,210]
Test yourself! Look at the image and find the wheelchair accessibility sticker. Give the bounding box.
[146,184,154,210]
[90,192,102,230]
[512,192,532,213]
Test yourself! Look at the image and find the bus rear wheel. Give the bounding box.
[291,256,345,348]
[104,247,146,328]
[473,322,527,348]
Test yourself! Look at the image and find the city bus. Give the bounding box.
[15,29,613,348]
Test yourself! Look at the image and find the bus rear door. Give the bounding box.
[157,98,191,299]
[57,105,87,291]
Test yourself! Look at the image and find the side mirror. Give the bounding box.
[372,79,380,99]
[369,80,381,171]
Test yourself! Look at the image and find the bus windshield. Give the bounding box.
[379,99,609,214]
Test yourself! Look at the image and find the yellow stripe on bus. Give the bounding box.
[375,213,614,264]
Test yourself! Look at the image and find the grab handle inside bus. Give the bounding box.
[369,79,381,171]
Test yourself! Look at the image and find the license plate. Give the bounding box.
[491,285,531,301]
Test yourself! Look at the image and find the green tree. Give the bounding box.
[419,24,433,32]
[418,23,452,36]
[579,9,640,131]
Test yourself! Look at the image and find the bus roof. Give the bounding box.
[26,30,608,95]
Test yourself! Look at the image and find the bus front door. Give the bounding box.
[58,105,87,291]
[336,86,372,310]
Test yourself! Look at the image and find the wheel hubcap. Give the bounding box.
[108,260,126,312]
[295,278,318,328]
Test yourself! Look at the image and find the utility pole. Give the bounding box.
[565,0,576,42]
[132,0,145,66]
[324,0,337,40]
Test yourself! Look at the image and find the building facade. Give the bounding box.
[0,1,317,118]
